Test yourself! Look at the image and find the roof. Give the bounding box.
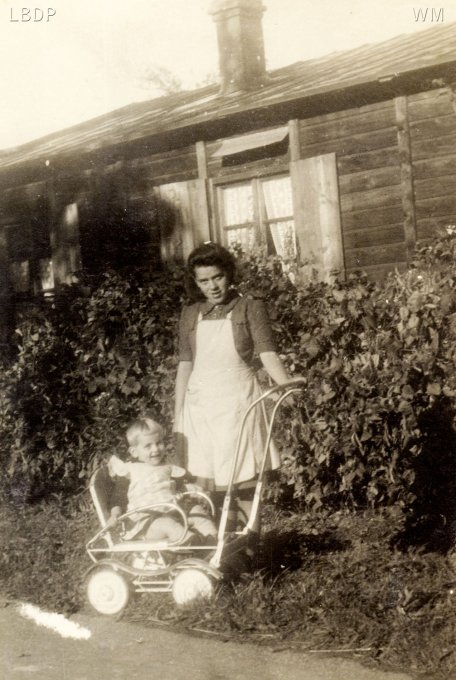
[1,21,456,171]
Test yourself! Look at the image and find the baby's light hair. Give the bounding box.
[126,416,164,448]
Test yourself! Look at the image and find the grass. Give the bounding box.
[1,496,456,679]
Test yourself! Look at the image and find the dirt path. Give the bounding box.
[0,600,414,680]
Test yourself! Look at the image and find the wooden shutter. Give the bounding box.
[156,179,210,263]
[290,153,344,281]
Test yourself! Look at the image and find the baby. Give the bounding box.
[107,416,217,544]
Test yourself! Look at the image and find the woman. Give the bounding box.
[174,242,291,528]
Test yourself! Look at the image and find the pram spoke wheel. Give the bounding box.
[85,565,131,617]
[172,568,215,605]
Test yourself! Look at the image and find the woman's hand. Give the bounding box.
[105,516,118,529]
[259,351,292,385]
[184,483,203,493]
[174,361,193,426]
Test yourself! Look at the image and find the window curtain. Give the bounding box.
[226,226,255,251]
[222,184,254,225]
[261,177,296,259]
[222,184,255,251]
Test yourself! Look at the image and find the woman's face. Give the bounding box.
[194,265,229,305]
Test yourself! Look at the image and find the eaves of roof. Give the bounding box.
[0,21,455,174]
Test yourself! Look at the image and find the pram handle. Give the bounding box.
[257,376,306,402]
[212,377,306,567]
[229,376,306,483]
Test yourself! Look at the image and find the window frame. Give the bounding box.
[213,165,295,257]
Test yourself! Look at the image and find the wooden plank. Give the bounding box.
[395,96,416,259]
[0,214,16,227]
[408,88,449,104]
[290,154,344,280]
[413,174,456,200]
[301,127,398,158]
[417,216,456,240]
[131,145,197,166]
[288,119,301,162]
[196,141,208,179]
[337,147,399,175]
[343,224,405,250]
[147,170,198,185]
[344,242,407,269]
[407,88,454,120]
[299,106,395,146]
[341,184,402,213]
[188,179,211,249]
[0,165,48,190]
[341,204,404,231]
[415,194,456,219]
[208,154,288,179]
[338,166,401,194]
[21,181,47,198]
[296,98,392,126]
[140,153,198,180]
[0,181,46,207]
[211,127,288,158]
[409,115,456,142]
[412,155,456,180]
[411,133,456,160]
[346,261,407,279]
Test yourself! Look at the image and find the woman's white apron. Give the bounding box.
[180,312,279,488]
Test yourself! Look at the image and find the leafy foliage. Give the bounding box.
[0,267,184,501]
[1,232,456,540]
[237,234,456,540]
[2,234,456,677]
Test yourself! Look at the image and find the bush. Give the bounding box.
[0,267,184,501]
[1,232,456,537]
[236,234,456,532]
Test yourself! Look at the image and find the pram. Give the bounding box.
[84,378,305,616]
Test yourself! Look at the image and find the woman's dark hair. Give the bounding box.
[185,242,237,301]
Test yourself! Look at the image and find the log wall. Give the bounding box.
[1,84,456,301]
[299,100,405,277]
[408,87,456,240]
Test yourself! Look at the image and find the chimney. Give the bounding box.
[209,0,267,94]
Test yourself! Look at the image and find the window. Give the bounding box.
[4,188,54,295]
[218,175,296,259]
[6,223,54,295]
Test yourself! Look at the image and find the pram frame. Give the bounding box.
[84,377,306,613]
[210,377,306,568]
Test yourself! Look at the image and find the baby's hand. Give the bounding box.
[105,506,122,529]
[107,455,119,477]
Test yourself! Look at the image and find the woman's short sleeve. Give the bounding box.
[178,306,193,362]
[246,298,277,355]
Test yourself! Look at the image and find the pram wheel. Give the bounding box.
[85,564,131,617]
[172,568,214,605]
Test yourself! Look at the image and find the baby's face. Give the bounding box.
[130,430,165,466]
